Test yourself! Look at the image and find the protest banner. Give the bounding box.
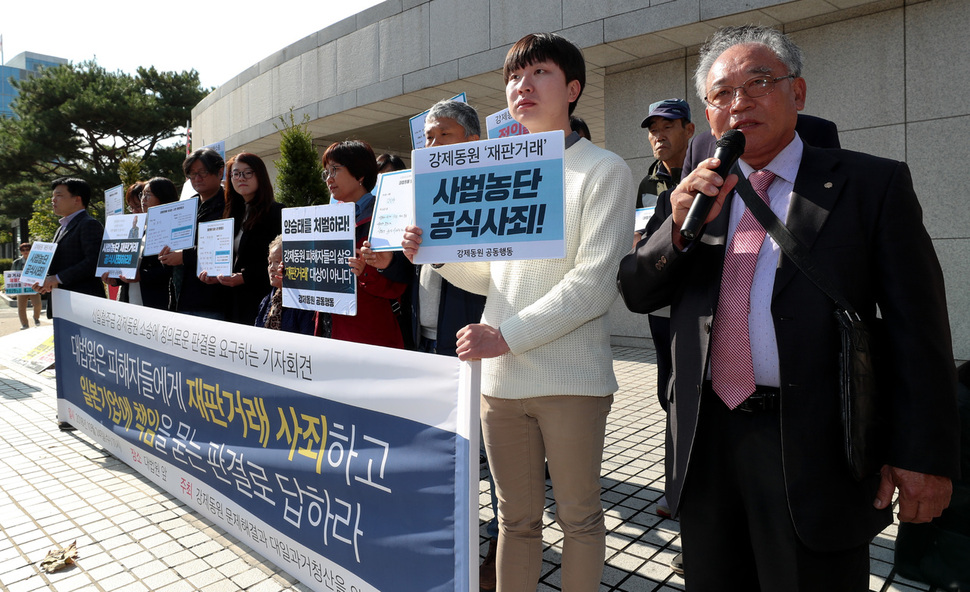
[197,219,234,277]
[104,183,125,216]
[409,92,466,150]
[411,130,566,264]
[96,213,146,278]
[485,107,529,139]
[144,197,199,256]
[4,270,37,296]
[18,241,57,287]
[53,291,481,591]
[281,203,357,315]
[368,170,413,252]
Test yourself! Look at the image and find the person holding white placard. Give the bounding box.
[255,235,315,335]
[322,140,407,348]
[201,153,282,325]
[161,148,228,319]
[12,243,42,328]
[135,178,178,310]
[404,33,634,590]
[36,177,106,318]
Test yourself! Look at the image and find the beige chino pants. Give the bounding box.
[481,393,612,592]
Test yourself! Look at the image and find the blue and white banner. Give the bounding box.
[53,291,481,592]
[411,130,566,264]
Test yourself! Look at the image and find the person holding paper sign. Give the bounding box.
[255,235,315,335]
[12,243,42,329]
[106,181,147,304]
[104,177,178,310]
[36,177,106,317]
[362,99,499,588]
[321,140,407,348]
[403,33,634,591]
[161,148,227,319]
[200,153,282,325]
[135,178,178,310]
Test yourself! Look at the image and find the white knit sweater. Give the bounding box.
[437,138,634,399]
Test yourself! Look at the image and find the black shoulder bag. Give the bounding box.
[732,170,885,481]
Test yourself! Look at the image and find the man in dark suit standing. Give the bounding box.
[618,25,959,590]
[36,177,106,317]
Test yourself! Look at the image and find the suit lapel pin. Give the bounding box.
[824,182,833,189]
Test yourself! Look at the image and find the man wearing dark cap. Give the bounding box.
[637,98,695,209]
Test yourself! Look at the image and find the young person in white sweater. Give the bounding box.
[404,33,634,591]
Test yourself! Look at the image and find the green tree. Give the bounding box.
[274,111,329,207]
[0,180,46,221]
[0,60,206,200]
[27,194,59,242]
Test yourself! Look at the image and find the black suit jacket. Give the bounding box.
[48,209,106,317]
[228,201,283,325]
[618,145,959,550]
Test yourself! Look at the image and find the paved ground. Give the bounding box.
[0,299,940,591]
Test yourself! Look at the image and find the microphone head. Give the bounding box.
[716,129,746,154]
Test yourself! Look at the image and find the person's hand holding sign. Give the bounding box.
[359,241,393,270]
[348,248,368,277]
[402,226,423,264]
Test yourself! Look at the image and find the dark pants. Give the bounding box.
[679,386,869,591]
[647,314,671,411]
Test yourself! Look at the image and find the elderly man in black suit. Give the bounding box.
[618,25,959,591]
[36,177,106,317]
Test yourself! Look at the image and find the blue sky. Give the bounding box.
[3,0,383,89]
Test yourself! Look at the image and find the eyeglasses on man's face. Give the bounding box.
[705,74,795,110]
[231,169,256,180]
[187,170,211,181]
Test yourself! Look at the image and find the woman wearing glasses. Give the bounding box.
[135,177,179,310]
[319,140,407,348]
[200,152,282,325]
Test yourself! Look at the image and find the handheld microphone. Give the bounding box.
[680,129,746,241]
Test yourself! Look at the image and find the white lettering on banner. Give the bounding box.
[56,290,481,592]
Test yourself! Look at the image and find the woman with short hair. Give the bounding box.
[319,140,406,348]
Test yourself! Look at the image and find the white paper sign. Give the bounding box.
[281,204,357,315]
[4,271,36,296]
[96,214,147,278]
[104,183,125,216]
[18,242,57,287]
[368,170,413,252]
[143,197,199,256]
[197,218,234,277]
[635,207,655,233]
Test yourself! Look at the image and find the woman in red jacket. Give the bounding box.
[318,140,406,348]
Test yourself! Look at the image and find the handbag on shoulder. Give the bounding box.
[732,170,886,481]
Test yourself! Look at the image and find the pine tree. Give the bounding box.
[274,111,329,207]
